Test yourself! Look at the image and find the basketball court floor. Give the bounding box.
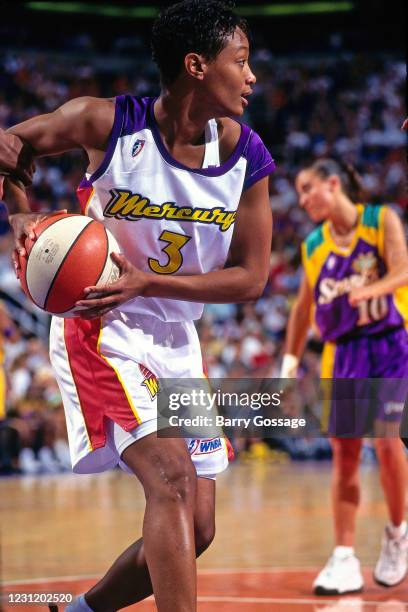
[2,462,407,610]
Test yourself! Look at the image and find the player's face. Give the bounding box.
[296,170,335,222]
[202,28,256,116]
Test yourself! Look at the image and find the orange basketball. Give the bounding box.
[19,214,120,317]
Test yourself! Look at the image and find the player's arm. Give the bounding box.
[6,96,113,160]
[280,274,313,378]
[0,129,34,192]
[2,97,114,252]
[349,208,408,306]
[76,177,272,317]
[3,178,68,268]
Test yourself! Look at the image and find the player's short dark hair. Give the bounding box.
[309,158,365,202]
[151,0,249,86]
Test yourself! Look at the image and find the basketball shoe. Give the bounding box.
[374,522,408,587]
[313,547,364,595]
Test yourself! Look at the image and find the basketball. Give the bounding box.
[18,214,120,317]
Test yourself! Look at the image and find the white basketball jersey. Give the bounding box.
[77,96,275,322]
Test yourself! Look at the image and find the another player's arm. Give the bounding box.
[0,129,35,199]
[76,177,272,317]
[349,208,408,306]
[280,274,313,378]
[2,97,114,252]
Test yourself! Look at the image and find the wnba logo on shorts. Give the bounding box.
[139,364,159,400]
[189,438,222,455]
[132,139,145,157]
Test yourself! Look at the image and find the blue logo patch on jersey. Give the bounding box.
[132,139,145,157]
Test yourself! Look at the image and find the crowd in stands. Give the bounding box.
[0,32,406,473]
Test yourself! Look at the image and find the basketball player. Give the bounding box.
[281,158,408,595]
[400,116,408,450]
[1,2,275,610]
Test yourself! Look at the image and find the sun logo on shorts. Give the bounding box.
[139,364,159,400]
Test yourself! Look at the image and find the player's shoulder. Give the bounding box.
[303,224,325,259]
[217,117,243,162]
[218,117,274,184]
[217,117,268,152]
[57,96,116,150]
[60,96,115,119]
[360,202,385,229]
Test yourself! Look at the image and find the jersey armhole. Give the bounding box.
[87,95,126,183]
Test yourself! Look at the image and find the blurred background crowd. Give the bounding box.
[0,1,406,474]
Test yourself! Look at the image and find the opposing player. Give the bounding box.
[400,116,408,450]
[281,158,408,595]
[1,1,274,610]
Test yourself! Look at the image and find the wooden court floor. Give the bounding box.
[2,461,408,610]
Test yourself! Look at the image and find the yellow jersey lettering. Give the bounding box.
[142,205,162,217]
[104,189,149,217]
[103,190,236,232]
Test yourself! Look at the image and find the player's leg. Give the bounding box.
[400,396,408,449]
[375,436,407,527]
[314,437,363,595]
[331,437,363,546]
[370,329,408,585]
[124,434,197,612]
[83,475,215,610]
[373,434,408,586]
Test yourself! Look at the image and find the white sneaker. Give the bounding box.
[38,447,60,474]
[313,548,364,595]
[374,523,408,587]
[19,448,41,475]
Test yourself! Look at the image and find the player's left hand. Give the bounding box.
[75,252,148,318]
[348,286,373,306]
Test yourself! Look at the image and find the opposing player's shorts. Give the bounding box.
[321,327,408,437]
[49,311,230,476]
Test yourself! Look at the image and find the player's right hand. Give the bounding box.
[8,210,67,277]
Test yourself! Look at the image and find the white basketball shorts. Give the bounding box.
[49,310,231,476]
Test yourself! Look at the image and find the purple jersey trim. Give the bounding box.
[121,95,150,136]
[87,95,126,183]
[147,97,252,177]
[81,95,274,186]
[78,176,92,190]
[243,130,275,191]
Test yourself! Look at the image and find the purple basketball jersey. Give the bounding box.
[302,204,406,342]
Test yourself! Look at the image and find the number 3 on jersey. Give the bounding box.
[148,230,191,275]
